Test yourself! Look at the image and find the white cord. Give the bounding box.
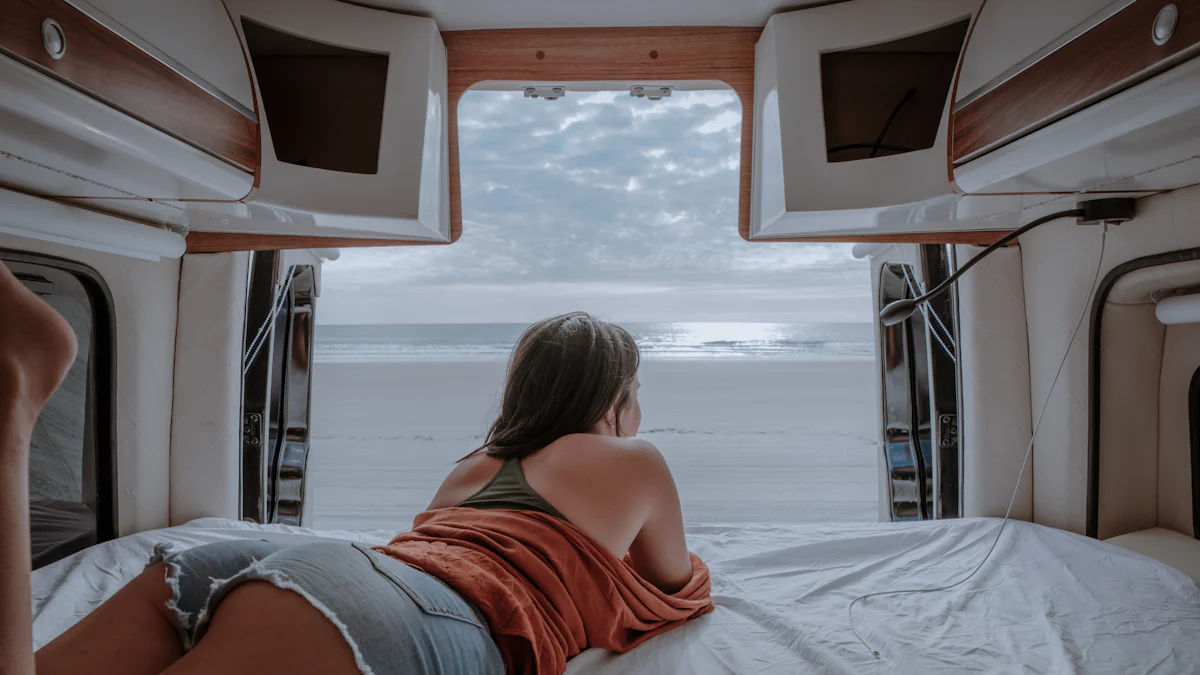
[905,266,958,352]
[243,265,297,376]
[901,264,957,364]
[848,223,1109,659]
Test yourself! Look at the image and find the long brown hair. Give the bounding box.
[469,312,640,460]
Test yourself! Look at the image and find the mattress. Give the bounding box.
[32,517,1200,674]
[1105,527,1200,582]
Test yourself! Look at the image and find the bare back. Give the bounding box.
[425,434,692,593]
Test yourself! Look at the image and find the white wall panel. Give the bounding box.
[1158,323,1200,537]
[1095,303,1163,539]
[1021,183,1200,533]
[955,245,1033,520]
[170,252,249,525]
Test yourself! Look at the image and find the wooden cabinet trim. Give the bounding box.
[184,231,444,254]
[952,0,1200,164]
[748,230,1016,246]
[945,0,986,184]
[184,229,1015,253]
[1,0,259,173]
[442,27,760,245]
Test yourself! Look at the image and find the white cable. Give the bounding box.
[243,265,297,376]
[244,265,295,375]
[848,223,1110,660]
[242,268,286,366]
[901,264,950,351]
[901,263,958,352]
[243,271,282,367]
[901,264,957,364]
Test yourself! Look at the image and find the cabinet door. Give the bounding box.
[751,0,980,239]
[221,0,449,243]
[73,0,255,115]
[952,0,1200,194]
[954,0,1114,108]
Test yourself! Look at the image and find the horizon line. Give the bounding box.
[314,319,874,327]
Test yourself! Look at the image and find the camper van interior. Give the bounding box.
[4,0,1200,672]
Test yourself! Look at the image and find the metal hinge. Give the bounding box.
[938,414,958,449]
[631,85,672,101]
[523,86,566,100]
[243,413,262,447]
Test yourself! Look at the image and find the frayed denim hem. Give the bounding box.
[146,543,373,675]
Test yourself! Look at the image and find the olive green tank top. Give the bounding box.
[455,457,569,522]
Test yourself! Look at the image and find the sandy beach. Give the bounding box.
[307,358,878,530]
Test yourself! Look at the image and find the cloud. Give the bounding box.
[319,89,870,324]
[696,109,741,134]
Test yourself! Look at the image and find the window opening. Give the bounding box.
[307,88,877,529]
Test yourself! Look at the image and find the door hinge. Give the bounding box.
[523,86,566,100]
[243,412,262,447]
[938,414,958,448]
[631,85,672,101]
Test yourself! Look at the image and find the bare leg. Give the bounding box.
[35,558,360,675]
[0,261,78,675]
[3,263,182,675]
[2,262,361,675]
[34,564,182,675]
[161,582,359,675]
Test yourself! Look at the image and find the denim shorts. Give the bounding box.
[150,540,505,675]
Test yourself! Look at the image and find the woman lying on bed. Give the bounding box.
[0,262,712,675]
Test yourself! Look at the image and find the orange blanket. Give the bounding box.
[374,508,714,675]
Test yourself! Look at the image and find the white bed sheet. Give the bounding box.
[32,517,1200,674]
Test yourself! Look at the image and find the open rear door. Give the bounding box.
[868,243,961,521]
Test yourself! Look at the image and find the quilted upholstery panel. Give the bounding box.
[1159,323,1200,537]
[1021,183,1200,533]
[170,253,249,525]
[0,232,179,536]
[1095,303,1163,539]
[955,245,1033,520]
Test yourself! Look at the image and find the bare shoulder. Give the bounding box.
[552,433,658,456]
[427,452,502,510]
[443,452,499,483]
[549,434,670,474]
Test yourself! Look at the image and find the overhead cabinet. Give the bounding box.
[750,0,981,240]
[217,0,451,242]
[0,0,259,254]
[0,0,258,214]
[951,0,1200,195]
[65,0,257,116]
[749,0,1200,240]
[0,0,451,254]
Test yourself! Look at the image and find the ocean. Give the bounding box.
[313,322,874,362]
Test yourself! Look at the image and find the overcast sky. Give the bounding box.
[318,89,870,325]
